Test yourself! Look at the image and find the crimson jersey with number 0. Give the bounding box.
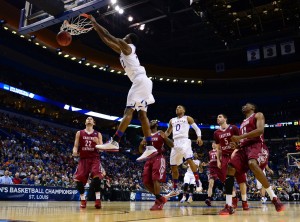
[209,149,218,168]
[78,130,100,159]
[214,125,240,155]
[239,113,264,147]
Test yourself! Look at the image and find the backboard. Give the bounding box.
[18,0,109,34]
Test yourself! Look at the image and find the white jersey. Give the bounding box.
[171,116,190,140]
[120,44,146,82]
[187,159,200,174]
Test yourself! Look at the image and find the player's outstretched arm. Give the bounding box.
[187,116,203,146]
[88,15,131,55]
[72,131,80,156]
[164,119,173,137]
[138,139,146,153]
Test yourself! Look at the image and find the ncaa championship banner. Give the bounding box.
[0,185,79,201]
[131,191,178,201]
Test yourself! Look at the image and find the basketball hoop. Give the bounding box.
[60,14,93,35]
[287,153,300,169]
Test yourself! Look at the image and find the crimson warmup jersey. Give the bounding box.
[78,130,100,159]
[240,113,264,147]
[214,125,240,155]
[209,149,218,168]
[151,131,165,154]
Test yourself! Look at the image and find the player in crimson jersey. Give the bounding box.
[204,142,219,206]
[139,120,174,210]
[219,103,285,215]
[209,114,249,210]
[73,117,103,209]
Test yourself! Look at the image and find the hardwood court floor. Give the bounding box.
[0,201,298,222]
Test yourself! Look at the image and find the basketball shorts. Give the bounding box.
[74,157,103,184]
[208,167,220,181]
[229,142,269,175]
[256,169,266,189]
[142,154,166,185]
[184,172,196,185]
[127,75,155,112]
[170,138,193,166]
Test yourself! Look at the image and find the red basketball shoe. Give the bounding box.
[271,197,285,212]
[95,199,101,209]
[80,200,87,208]
[232,197,238,209]
[219,204,235,215]
[242,201,249,210]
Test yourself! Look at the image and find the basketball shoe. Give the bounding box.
[242,201,249,210]
[271,197,285,212]
[205,198,211,206]
[136,146,158,162]
[261,197,267,204]
[219,204,235,215]
[232,197,238,209]
[150,196,167,210]
[96,138,119,152]
[187,196,193,204]
[80,200,87,208]
[95,199,101,209]
[180,196,186,203]
[165,189,180,198]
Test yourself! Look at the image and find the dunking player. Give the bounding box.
[180,152,203,204]
[165,105,203,197]
[207,114,249,210]
[86,15,157,161]
[219,103,285,215]
[73,117,103,209]
[139,120,174,210]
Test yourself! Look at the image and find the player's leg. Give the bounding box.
[166,147,183,197]
[219,148,247,215]
[96,108,134,151]
[184,140,200,187]
[149,155,167,210]
[136,110,158,162]
[91,158,105,209]
[205,178,214,206]
[247,144,284,212]
[187,178,195,204]
[92,176,102,209]
[74,159,89,208]
[181,173,190,203]
[219,164,236,215]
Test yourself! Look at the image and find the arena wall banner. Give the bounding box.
[131,192,178,201]
[0,185,79,201]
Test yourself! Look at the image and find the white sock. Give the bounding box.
[232,190,236,197]
[265,187,276,199]
[226,195,233,206]
[242,194,247,201]
[96,192,101,200]
[80,194,86,200]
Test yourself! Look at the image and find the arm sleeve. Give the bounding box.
[191,123,201,137]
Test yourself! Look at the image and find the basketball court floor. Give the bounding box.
[0,201,297,222]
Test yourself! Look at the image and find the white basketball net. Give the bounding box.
[60,15,93,35]
[287,153,300,169]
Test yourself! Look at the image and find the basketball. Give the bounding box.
[56,31,72,46]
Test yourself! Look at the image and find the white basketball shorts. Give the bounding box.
[184,172,196,185]
[126,75,155,112]
[170,138,193,166]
